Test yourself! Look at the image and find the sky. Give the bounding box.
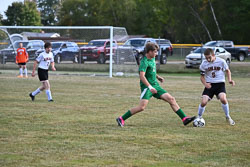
[0,0,24,19]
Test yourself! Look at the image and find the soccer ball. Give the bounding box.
[193,117,205,127]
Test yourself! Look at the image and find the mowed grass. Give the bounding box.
[0,71,249,167]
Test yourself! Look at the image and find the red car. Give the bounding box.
[80,39,117,64]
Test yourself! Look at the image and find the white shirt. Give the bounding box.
[36,51,54,70]
[200,57,228,83]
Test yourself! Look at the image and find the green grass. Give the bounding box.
[1,61,250,77]
[0,71,250,167]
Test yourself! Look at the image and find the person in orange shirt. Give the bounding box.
[16,42,29,78]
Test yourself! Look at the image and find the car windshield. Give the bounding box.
[125,40,146,47]
[204,41,217,46]
[156,40,170,45]
[88,41,105,46]
[51,43,62,49]
[193,47,207,53]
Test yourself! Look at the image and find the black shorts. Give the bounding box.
[202,82,226,99]
[18,63,26,65]
[38,68,48,81]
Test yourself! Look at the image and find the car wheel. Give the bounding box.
[136,54,144,65]
[226,59,231,65]
[55,55,61,64]
[160,53,167,64]
[237,53,245,61]
[97,53,105,64]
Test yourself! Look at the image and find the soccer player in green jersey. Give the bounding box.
[116,42,196,127]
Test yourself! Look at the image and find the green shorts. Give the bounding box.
[140,85,167,100]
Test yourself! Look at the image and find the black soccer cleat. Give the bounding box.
[183,116,196,126]
[29,93,35,101]
[116,117,124,127]
[48,99,54,102]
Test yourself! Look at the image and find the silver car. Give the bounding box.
[185,47,231,68]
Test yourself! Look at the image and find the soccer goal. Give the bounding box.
[0,26,138,77]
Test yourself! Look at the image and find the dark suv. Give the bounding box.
[120,38,171,65]
[204,40,250,61]
[0,40,44,64]
[35,41,80,63]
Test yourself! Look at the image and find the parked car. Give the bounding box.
[154,38,173,56]
[204,40,250,61]
[120,38,171,65]
[80,39,117,64]
[35,41,80,63]
[0,40,44,64]
[185,47,231,68]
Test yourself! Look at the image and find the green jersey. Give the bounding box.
[139,56,159,89]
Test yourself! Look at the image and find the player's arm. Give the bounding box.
[15,56,18,64]
[16,51,18,64]
[26,49,29,62]
[156,75,164,83]
[51,62,56,71]
[200,71,211,89]
[32,60,38,77]
[226,69,235,86]
[140,71,157,94]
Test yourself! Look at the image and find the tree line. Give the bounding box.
[0,0,249,44]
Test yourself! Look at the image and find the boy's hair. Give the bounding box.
[145,42,159,53]
[44,42,52,49]
[204,48,214,56]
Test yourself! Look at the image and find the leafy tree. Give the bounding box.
[210,0,250,44]
[0,14,3,25]
[3,1,41,26]
[3,2,24,26]
[3,0,245,44]
[97,0,137,33]
[22,1,41,26]
[58,0,100,26]
[37,0,60,26]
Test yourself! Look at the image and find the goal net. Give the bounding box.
[0,26,138,77]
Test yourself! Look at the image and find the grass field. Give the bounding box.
[0,68,250,167]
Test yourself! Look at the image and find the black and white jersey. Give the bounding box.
[200,57,228,83]
[36,51,54,70]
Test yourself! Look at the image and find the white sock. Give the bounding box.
[24,68,28,76]
[32,88,41,96]
[46,90,52,100]
[198,104,205,118]
[222,103,230,118]
[19,68,23,76]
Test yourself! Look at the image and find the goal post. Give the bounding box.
[0,26,138,77]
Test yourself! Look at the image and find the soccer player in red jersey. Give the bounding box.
[16,42,29,78]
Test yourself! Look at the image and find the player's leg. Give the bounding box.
[18,64,23,77]
[116,87,152,127]
[116,99,149,127]
[198,95,210,118]
[23,64,28,78]
[160,93,196,125]
[29,82,45,101]
[130,99,149,115]
[29,68,46,101]
[218,92,235,125]
[44,80,53,102]
[198,85,214,118]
